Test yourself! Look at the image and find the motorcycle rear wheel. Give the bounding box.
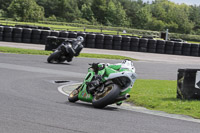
[92,84,120,108]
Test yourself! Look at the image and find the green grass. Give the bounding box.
[187,41,200,44]
[128,79,200,119]
[0,20,139,36]
[0,46,136,60]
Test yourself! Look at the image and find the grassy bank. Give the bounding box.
[0,46,136,60]
[128,79,200,119]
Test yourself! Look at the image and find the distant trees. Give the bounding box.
[7,0,44,22]
[1,0,200,34]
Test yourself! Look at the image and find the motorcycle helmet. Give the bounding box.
[121,59,135,72]
[77,36,84,43]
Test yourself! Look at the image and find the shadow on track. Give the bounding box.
[65,101,119,111]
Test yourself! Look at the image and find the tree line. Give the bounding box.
[0,0,200,34]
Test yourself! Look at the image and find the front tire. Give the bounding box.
[47,51,61,63]
[92,84,120,108]
[68,85,81,102]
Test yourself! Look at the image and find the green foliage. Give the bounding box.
[91,0,107,24]
[2,0,200,35]
[8,0,44,22]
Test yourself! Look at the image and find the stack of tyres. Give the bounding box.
[112,35,122,50]
[177,69,200,100]
[45,36,58,51]
[86,33,96,48]
[182,43,191,56]
[22,28,32,43]
[57,37,68,46]
[173,42,182,55]
[156,40,165,54]
[40,30,51,44]
[31,29,41,44]
[103,35,113,49]
[130,37,139,51]
[13,27,23,42]
[59,31,69,38]
[199,46,200,57]
[121,36,131,51]
[77,32,87,47]
[50,30,60,37]
[68,32,77,38]
[0,26,4,41]
[147,39,157,53]
[95,34,104,49]
[139,38,148,52]
[3,27,13,42]
[165,41,174,54]
[190,43,199,56]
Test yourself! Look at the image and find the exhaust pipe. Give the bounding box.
[114,93,130,103]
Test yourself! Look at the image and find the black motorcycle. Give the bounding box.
[47,36,84,63]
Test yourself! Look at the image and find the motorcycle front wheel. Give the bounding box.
[47,51,61,63]
[68,85,81,102]
[92,84,120,108]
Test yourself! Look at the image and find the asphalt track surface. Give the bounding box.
[1,42,200,133]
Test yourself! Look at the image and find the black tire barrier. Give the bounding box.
[121,36,131,51]
[45,36,58,50]
[165,41,174,54]
[190,43,199,56]
[95,34,104,49]
[177,69,200,100]
[32,29,42,35]
[173,42,182,55]
[13,38,22,42]
[22,28,32,43]
[0,26,4,32]
[22,39,31,43]
[0,25,200,58]
[147,39,157,53]
[13,27,23,34]
[130,37,139,51]
[31,29,42,44]
[182,43,191,56]
[4,37,12,42]
[86,33,96,48]
[40,30,51,44]
[23,28,32,34]
[59,31,69,38]
[3,27,13,42]
[113,35,122,50]
[68,32,77,38]
[139,38,148,52]
[50,30,60,37]
[104,35,113,49]
[3,27,13,33]
[156,40,165,54]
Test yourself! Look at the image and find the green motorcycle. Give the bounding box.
[68,59,137,108]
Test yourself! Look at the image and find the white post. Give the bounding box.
[165,29,169,41]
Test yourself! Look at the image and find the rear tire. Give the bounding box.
[92,84,120,108]
[47,51,61,63]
